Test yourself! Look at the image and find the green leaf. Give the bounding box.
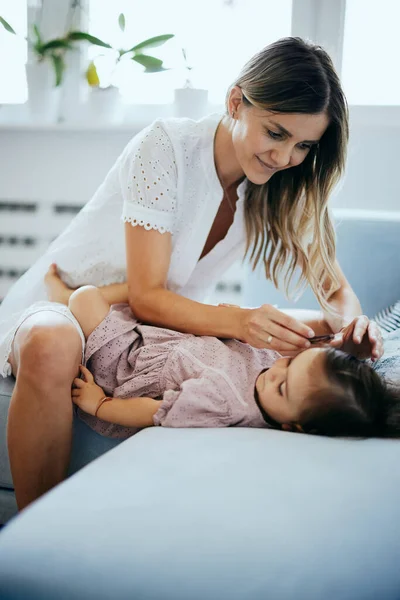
[50,53,65,87]
[67,31,112,48]
[40,38,74,53]
[128,34,174,53]
[132,54,168,73]
[118,13,125,32]
[32,24,42,46]
[0,16,16,34]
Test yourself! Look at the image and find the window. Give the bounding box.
[88,0,292,105]
[0,0,27,104]
[341,0,400,105]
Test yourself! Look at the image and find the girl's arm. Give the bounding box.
[72,365,159,428]
[96,396,159,428]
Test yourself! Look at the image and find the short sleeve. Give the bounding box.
[153,376,232,428]
[120,121,178,234]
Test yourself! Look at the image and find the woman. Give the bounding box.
[1,37,383,510]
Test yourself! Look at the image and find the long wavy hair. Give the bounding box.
[297,348,400,438]
[226,37,349,314]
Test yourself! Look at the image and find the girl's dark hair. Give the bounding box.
[300,348,400,438]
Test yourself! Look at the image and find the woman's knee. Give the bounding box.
[15,320,82,383]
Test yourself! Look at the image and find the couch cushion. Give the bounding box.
[0,427,399,599]
[244,212,400,317]
[0,377,15,489]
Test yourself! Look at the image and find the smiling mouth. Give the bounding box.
[256,156,277,171]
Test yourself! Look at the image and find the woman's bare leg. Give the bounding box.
[7,312,82,511]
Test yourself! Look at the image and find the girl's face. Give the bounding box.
[255,348,330,432]
[229,88,329,185]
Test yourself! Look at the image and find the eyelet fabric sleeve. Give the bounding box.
[153,376,232,428]
[120,120,178,234]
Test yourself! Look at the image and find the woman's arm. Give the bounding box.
[124,223,246,339]
[322,259,362,332]
[123,224,318,353]
[98,282,129,304]
[314,260,383,360]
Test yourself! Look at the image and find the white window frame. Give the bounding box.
[291,0,346,74]
[291,0,400,126]
[5,0,398,126]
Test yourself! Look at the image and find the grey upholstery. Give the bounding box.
[243,209,400,317]
[0,428,399,599]
[0,377,123,524]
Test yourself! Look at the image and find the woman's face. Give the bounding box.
[255,348,331,431]
[230,89,329,185]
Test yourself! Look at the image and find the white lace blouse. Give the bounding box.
[0,112,249,378]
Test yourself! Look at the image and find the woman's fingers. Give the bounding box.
[266,305,315,340]
[256,336,304,353]
[242,305,316,351]
[249,305,315,349]
[352,315,369,343]
[368,322,384,360]
[71,389,80,397]
[263,319,313,350]
[328,333,344,348]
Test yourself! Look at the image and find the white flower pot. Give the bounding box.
[174,86,208,120]
[25,61,62,124]
[86,86,122,125]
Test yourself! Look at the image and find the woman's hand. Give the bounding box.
[72,365,106,415]
[328,315,384,361]
[219,303,315,353]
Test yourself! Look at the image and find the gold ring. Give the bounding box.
[267,335,273,344]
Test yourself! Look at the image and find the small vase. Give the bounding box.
[85,86,122,125]
[173,86,208,120]
[25,61,62,124]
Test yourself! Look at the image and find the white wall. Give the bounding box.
[333,107,400,212]
[0,118,246,304]
[1,105,398,302]
[1,0,399,302]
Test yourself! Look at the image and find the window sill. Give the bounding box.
[0,122,146,133]
[0,102,224,133]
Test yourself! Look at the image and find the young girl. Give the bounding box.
[46,265,400,439]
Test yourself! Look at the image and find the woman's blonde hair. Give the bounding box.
[226,37,349,314]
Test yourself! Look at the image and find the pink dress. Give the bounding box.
[78,304,282,438]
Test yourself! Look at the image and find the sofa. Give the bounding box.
[0,209,399,599]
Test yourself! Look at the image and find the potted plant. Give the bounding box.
[0,13,110,122]
[173,47,208,120]
[83,12,174,124]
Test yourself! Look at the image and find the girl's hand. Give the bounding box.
[328,315,384,361]
[235,304,315,353]
[72,365,106,416]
